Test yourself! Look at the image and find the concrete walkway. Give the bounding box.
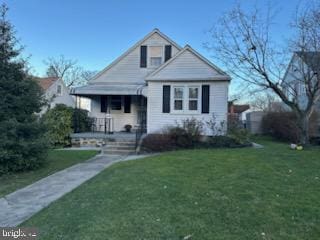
[0,154,150,227]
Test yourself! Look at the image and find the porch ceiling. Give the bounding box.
[71,84,147,96]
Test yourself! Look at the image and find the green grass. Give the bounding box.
[22,140,320,240]
[0,150,98,198]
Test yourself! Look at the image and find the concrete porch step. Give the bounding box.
[102,139,136,155]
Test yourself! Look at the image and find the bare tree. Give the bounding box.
[206,2,320,144]
[44,55,93,87]
[249,93,284,112]
[81,70,98,82]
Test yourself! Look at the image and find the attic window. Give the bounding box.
[149,46,162,67]
[57,84,62,96]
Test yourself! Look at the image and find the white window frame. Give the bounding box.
[188,86,200,112]
[148,45,164,68]
[171,85,201,114]
[172,86,184,112]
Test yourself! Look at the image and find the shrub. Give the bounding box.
[206,114,226,136]
[141,118,252,152]
[262,112,301,142]
[262,111,319,143]
[166,118,203,148]
[228,127,251,145]
[141,134,176,152]
[42,104,73,147]
[142,118,204,152]
[205,135,249,148]
[72,108,93,132]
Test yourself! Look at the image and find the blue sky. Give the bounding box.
[5,0,301,90]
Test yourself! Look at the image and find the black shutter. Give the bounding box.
[140,45,147,68]
[165,45,172,62]
[101,96,107,113]
[163,85,171,113]
[124,96,131,113]
[202,85,210,113]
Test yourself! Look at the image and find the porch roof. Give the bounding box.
[70,84,147,96]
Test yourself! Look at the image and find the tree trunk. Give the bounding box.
[297,113,310,145]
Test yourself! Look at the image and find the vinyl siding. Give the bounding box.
[90,33,179,84]
[40,79,75,115]
[147,81,229,135]
[147,50,221,80]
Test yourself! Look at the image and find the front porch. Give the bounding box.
[71,83,148,148]
[71,84,147,133]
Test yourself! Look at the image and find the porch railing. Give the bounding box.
[135,109,147,149]
[74,117,114,134]
[135,122,147,149]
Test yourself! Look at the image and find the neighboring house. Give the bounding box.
[282,51,320,111]
[71,29,231,135]
[282,51,320,134]
[228,102,250,121]
[36,77,75,114]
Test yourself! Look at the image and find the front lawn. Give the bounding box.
[22,140,320,239]
[0,150,98,198]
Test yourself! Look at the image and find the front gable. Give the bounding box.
[90,29,181,85]
[145,46,231,81]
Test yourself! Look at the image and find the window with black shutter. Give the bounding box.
[140,45,147,68]
[124,96,131,113]
[165,45,172,62]
[202,85,210,113]
[162,85,171,113]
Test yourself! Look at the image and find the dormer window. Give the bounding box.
[149,46,163,67]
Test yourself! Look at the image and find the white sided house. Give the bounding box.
[71,29,231,135]
[36,77,75,115]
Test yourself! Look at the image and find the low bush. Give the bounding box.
[141,118,203,152]
[141,118,251,152]
[262,112,300,142]
[228,127,251,145]
[262,111,319,143]
[141,134,176,152]
[205,135,251,148]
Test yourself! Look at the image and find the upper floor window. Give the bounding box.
[57,84,62,96]
[149,46,163,67]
